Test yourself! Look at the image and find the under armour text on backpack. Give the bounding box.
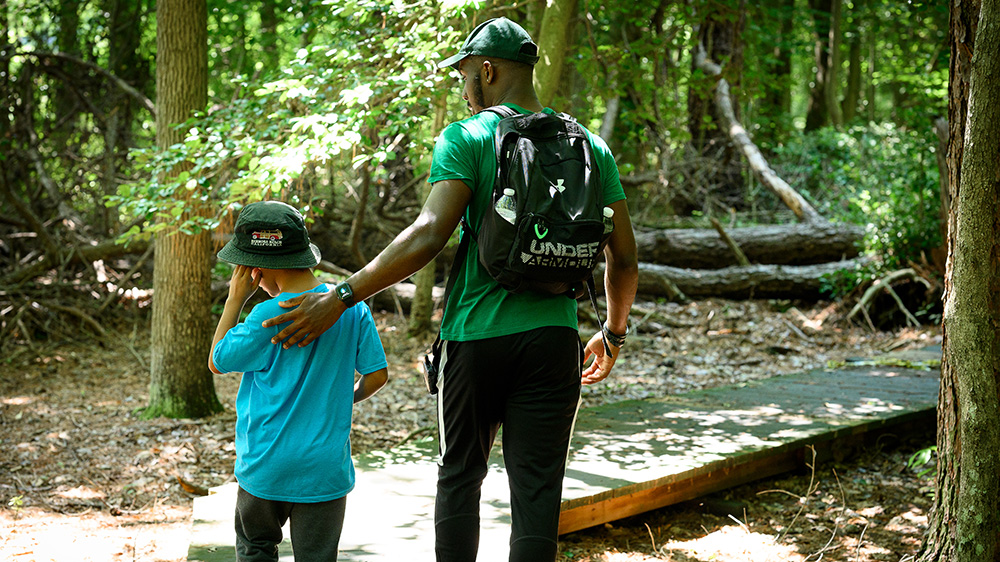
[470,105,613,298]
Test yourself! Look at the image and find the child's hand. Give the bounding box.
[228,265,261,305]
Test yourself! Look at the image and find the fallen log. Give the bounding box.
[596,258,867,301]
[635,221,864,269]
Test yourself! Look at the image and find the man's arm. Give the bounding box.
[263,179,472,348]
[582,198,639,384]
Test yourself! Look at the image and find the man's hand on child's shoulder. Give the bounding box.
[263,289,344,349]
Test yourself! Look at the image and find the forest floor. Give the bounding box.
[0,297,939,562]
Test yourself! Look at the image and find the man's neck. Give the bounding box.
[493,90,543,113]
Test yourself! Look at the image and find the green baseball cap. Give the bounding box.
[438,17,540,70]
[217,201,321,269]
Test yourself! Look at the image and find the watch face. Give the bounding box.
[336,282,353,304]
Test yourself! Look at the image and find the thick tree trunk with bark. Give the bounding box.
[635,221,863,268]
[146,0,221,419]
[596,259,865,301]
[919,0,1000,559]
[533,0,578,107]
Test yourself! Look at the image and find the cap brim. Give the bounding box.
[438,52,467,70]
[217,242,321,269]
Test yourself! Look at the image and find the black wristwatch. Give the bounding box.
[602,321,629,348]
[334,281,356,307]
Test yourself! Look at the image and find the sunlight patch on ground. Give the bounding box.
[658,525,805,562]
[0,507,191,562]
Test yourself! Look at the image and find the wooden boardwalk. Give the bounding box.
[188,347,940,562]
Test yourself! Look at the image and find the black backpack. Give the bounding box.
[466,105,613,298]
[423,107,617,394]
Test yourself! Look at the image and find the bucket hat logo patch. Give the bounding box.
[250,229,284,246]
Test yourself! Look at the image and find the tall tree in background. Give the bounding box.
[755,0,795,145]
[840,0,864,122]
[805,0,843,130]
[687,0,746,202]
[918,0,1000,559]
[534,0,578,107]
[257,0,282,79]
[101,0,149,225]
[52,0,80,150]
[0,0,9,145]
[146,0,222,419]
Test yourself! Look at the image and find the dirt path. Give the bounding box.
[0,299,939,561]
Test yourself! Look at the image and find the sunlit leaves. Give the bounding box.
[111,0,456,243]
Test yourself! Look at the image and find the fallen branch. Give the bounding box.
[40,302,108,340]
[9,50,156,116]
[694,44,824,224]
[848,269,930,328]
[710,218,750,266]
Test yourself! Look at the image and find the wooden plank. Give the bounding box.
[556,362,939,535]
[559,410,935,534]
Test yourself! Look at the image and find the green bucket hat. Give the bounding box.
[438,17,540,70]
[217,201,321,269]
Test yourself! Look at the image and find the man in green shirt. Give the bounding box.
[264,17,638,562]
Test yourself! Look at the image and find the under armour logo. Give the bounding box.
[549,179,566,197]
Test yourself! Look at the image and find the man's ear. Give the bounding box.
[482,60,494,84]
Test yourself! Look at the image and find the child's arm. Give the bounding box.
[209,265,262,374]
[354,368,388,403]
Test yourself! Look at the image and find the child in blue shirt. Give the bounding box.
[209,200,388,562]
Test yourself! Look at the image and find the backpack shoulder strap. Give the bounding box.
[482,105,520,119]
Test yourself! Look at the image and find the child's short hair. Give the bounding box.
[217,201,321,269]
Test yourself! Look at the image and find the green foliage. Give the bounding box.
[772,124,942,272]
[819,260,880,300]
[108,0,468,242]
[907,445,937,479]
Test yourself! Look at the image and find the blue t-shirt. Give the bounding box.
[212,284,387,502]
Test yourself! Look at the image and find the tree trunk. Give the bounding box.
[635,221,863,268]
[407,98,449,337]
[596,259,867,301]
[866,15,877,122]
[918,0,999,560]
[948,0,1000,549]
[826,0,843,127]
[258,0,280,77]
[0,0,10,148]
[52,0,80,149]
[101,0,146,235]
[533,0,578,107]
[146,0,221,420]
[806,0,839,131]
[757,0,794,144]
[841,0,864,122]
[687,0,747,202]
